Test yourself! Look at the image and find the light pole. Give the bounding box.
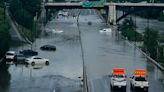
[77,10,81,26]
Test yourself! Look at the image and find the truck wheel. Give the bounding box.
[110,85,113,90]
[145,88,148,92]
[130,84,134,90]
[123,86,126,92]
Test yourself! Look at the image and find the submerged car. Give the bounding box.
[15,54,26,64]
[40,45,56,51]
[25,56,49,66]
[99,28,112,33]
[20,49,38,57]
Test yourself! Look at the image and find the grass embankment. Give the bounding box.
[118,18,164,67]
[0,7,11,58]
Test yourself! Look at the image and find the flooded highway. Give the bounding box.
[0,9,164,92]
[80,11,164,92]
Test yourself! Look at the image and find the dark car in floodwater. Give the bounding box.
[19,49,38,57]
[15,54,26,64]
[40,45,56,51]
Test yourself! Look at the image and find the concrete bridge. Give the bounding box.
[44,2,164,24]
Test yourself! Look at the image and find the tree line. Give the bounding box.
[9,0,42,29]
[118,18,164,65]
[0,7,11,58]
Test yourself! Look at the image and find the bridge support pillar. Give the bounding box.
[108,5,116,25]
[45,8,49,22]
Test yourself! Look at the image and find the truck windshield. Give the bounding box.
[135,77,146,81]
[6,53,14,55]
[113,74,124,78]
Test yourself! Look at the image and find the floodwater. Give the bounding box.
[0,9,164,92]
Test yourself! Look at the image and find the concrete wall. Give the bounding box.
[108,5,116,25]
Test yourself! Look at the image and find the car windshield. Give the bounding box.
[113,74,124,78]
[135,77,146,81]
[34,57,42,59]
[7,53,14,55]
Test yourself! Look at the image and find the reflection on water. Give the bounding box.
[0,61,11,92]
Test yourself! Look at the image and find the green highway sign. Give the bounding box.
[82,1,104,8]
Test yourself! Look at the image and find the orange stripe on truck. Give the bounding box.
[134,69,146,76]
[112,68,125,75]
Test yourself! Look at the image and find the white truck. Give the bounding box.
[130,69,149,92]
[110,68,127,91]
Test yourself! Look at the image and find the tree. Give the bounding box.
[9,0,41,29]
[143,28,159,59]
[118,18,143,41]
[0,7,10,58]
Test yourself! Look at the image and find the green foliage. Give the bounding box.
[118,18,143,41]
[158,45,164,63]
[9,0,41,29]
[0,7,11,58]
[143,28,159,59]
[158,12,164,21]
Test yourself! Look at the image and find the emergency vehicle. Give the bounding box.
[130,69,149,91]
[110,68,127,91]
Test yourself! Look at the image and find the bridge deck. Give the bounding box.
[44,2,164,7]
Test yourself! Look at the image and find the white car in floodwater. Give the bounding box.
[5,51,16,61]
[99,28,112,33]
[25,56,49,66]
[52,29,63,33]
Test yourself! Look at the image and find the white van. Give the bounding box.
[5,51,16,61]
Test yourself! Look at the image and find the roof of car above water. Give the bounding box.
[6,51,15,54]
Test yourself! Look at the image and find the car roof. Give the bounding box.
[7,51,15,54]
[43,45,55,47]
[31,56,41,58]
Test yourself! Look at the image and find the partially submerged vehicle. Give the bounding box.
[99,28,112,33]
[15,54,26,64]
[19,49,38,57]
[25,56,49,66]
[110,68,127,91]
[5,51,16,61]
[5,51,16,64]
[40,45,56,51]
[130,69,149,91]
